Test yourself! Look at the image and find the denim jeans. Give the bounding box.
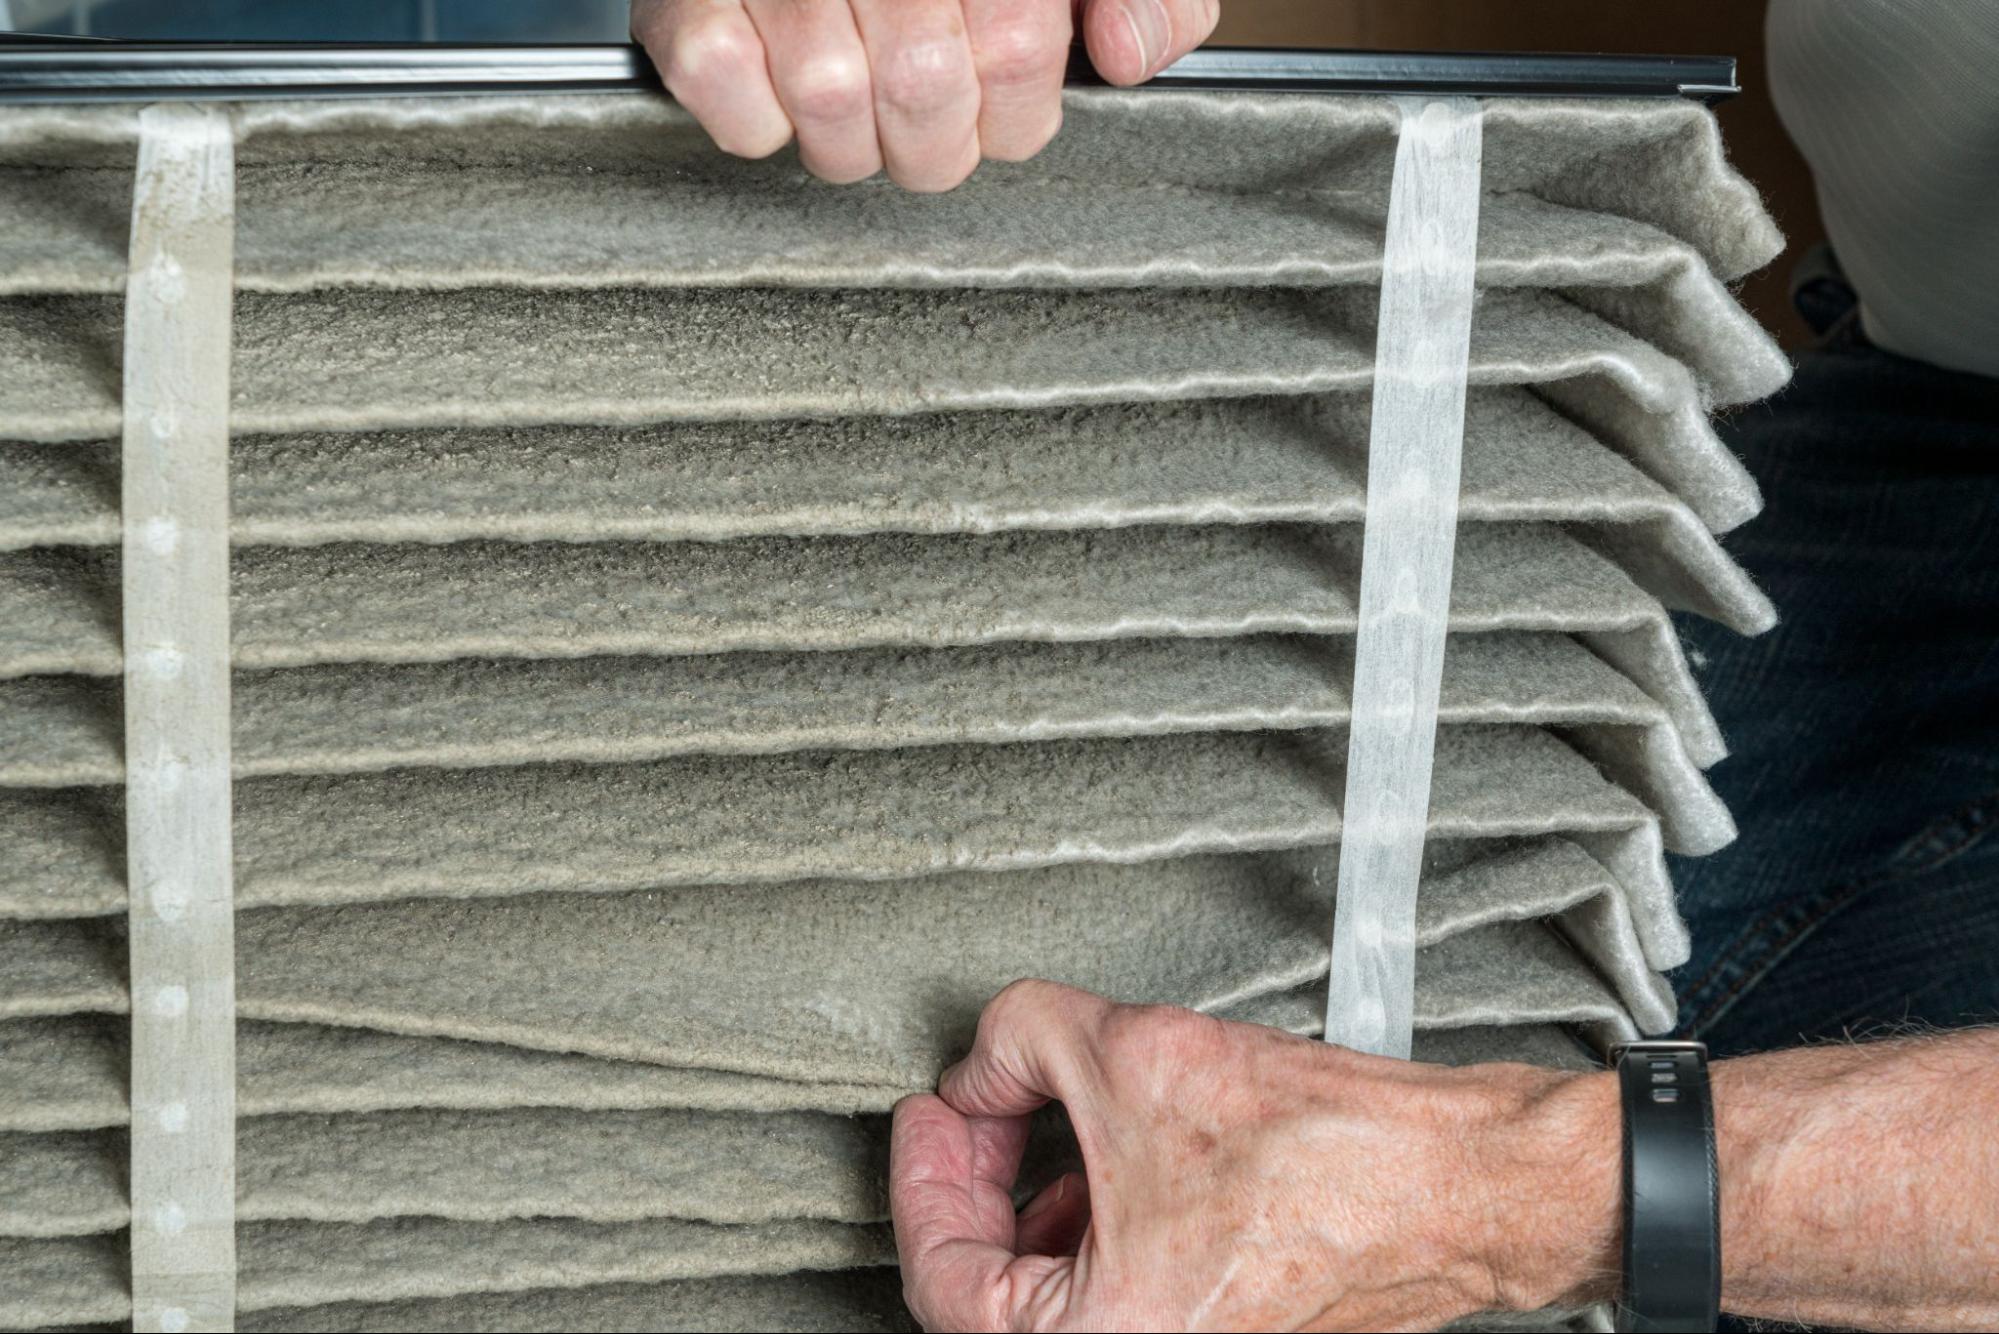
[1666,320,1999,1057]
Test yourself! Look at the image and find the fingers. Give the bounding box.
[967,1112,1035,1237]
[890,1094,1048,1332]
[1016,1170,1093,1256]
[1080,0,1222,86]
[639,0,1090,186]
[849,0,983,192]
[900,987,1112,1326]
[962,0,1072,162]
[939,978,1112,1120]
[742,0,882,184]
[891,1096,1022,1251]
[634,0,793,159]
[642,0,1193,185]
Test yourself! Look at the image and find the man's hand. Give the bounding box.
[890,980,1619,1331]
[630,0,1223,190]
[894,982,1999,1332]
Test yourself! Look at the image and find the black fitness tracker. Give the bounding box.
[1611,1039,1720,1334]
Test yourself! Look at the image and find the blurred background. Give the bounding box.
[0,0,1821,344]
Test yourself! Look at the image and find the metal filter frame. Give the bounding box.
[0,41,1737,105]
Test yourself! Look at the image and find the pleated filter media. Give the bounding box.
[0,86,1786,1332]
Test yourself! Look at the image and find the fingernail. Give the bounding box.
[1122,0,1170,76]
[1019,1176,1065,1216]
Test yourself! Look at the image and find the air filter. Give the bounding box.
[0,42,1784,1334]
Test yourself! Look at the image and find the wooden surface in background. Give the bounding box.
[1213,1,1823,347]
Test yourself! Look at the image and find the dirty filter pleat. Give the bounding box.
[121,103,240,1333]
[1325,98,1485,1057]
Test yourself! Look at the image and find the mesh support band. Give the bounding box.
[1325,98,1485,1057]
[123,102,239,1333]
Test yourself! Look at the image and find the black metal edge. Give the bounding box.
[0,41,1738,105]
[1079,46,1736,103]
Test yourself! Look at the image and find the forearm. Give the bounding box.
[894,983,1995,1332]
[1511,1030,1999,1329]
[1712,1029,1999,1328]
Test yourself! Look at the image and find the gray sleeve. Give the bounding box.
[1768,0,1999,377]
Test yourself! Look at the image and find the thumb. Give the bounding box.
[1080,0,1221,86]
[938,979,1111,1122]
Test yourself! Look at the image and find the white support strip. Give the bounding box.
[124,103,238,1334]
[1324,98,1484,1059]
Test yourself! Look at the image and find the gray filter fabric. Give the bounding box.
[0,839,1658,1079]
[0,1016,1588,1136]
[0,83,1784,1331]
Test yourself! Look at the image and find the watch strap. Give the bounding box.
[1613,1039,1720,1333]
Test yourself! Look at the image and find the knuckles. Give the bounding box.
[658,12,759,95]
[786,53,873,127]
[970,11,1066,162]
[655,12,791,159]
[643,3,1082,186]
[972,13,1067,93]
[981,977,1080,1038]
[875,34,979,119]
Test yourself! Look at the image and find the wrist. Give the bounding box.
[1470,1066,1624,1314]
